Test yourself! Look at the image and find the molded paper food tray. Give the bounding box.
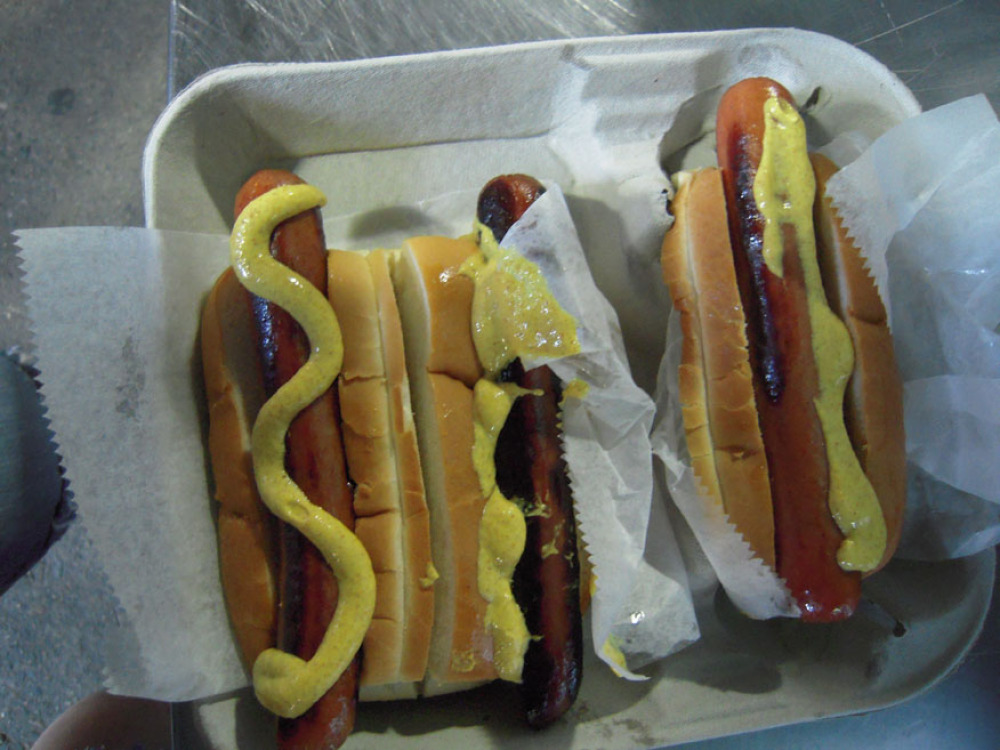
[143,29,995,750]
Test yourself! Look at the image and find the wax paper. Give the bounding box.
[826,95,1000,560]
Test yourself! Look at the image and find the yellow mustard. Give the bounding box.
[230,185,376,718]
[471,380,533,497]
[420,561,440,589]
[462,224,581,379]
[451,649,478,674]
[754,97,887,572]
[561,377,590,403]
[471,379,531,681]
[462,224,581,682]
[478,487,530,681]
[601,635,630,679]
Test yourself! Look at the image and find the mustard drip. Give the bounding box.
[420,561,440,589]
[461,224,580,683]
[478,488,530,681]
[230,185,376,718]
[754,97,887,572]
[601,635,629,679]
[462,224,580,378]
[561,378,589,404]
[472,380,531,682]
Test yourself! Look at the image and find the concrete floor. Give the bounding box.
[1,2,169,746]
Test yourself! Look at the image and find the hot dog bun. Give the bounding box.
[326,248,434,701]
[201,268,276,666]
[659,169,775,568]
[392,236,497,694]
[810,153,906,575]
[205,238,498,699]
[660,81,906,619]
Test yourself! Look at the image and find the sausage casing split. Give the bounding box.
[234,170,359,749]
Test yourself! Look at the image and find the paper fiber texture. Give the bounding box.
[826,96,1000,560]
[19,227,244,701]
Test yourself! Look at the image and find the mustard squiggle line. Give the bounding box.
[230,185,376,719]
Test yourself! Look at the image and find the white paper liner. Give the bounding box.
[19,228,245,700]
[16,186,695,701]
[826,95,1000,561]
[504,186,699,675]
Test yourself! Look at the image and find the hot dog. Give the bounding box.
[234,169,360,748]
[660,78,906,622]
[480,175,583,728]
[201,170,584,746]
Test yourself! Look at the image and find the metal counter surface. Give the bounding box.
[0,0,997,748]
[169,0,1000,109]
[1,3,168,746]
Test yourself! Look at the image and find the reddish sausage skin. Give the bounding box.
[234,170,359,749]
[498,360,583,728]
[715,80,860,622]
